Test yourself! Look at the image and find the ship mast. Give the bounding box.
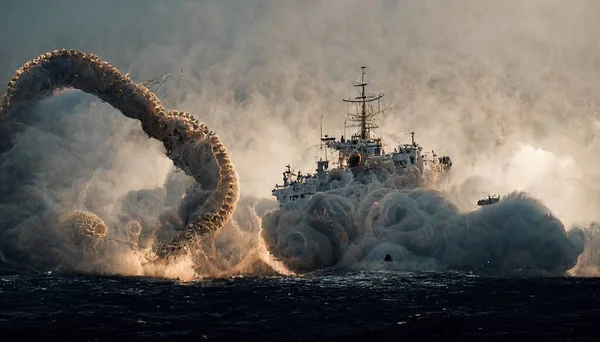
[342,66,385,140]
[319,114,327,162]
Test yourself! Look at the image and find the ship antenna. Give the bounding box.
[320,114,324,160]
[320,114,323,143]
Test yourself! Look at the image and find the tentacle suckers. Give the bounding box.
[0,49,240,270]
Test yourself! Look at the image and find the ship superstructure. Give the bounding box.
[272,67,453,210]
[325,66,387,168]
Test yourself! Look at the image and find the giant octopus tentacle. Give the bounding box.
[0,49,239,261]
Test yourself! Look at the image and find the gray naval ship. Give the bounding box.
[272,67,454,210]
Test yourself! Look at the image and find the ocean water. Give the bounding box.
[1,269,598,341]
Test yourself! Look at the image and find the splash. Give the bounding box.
[0,49,590,278]
[261,169,585,275]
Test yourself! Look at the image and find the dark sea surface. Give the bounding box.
[1,268,598,341]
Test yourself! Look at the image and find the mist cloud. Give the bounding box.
[1,0,600,276]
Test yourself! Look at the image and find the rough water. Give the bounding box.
[2,269,598,341]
